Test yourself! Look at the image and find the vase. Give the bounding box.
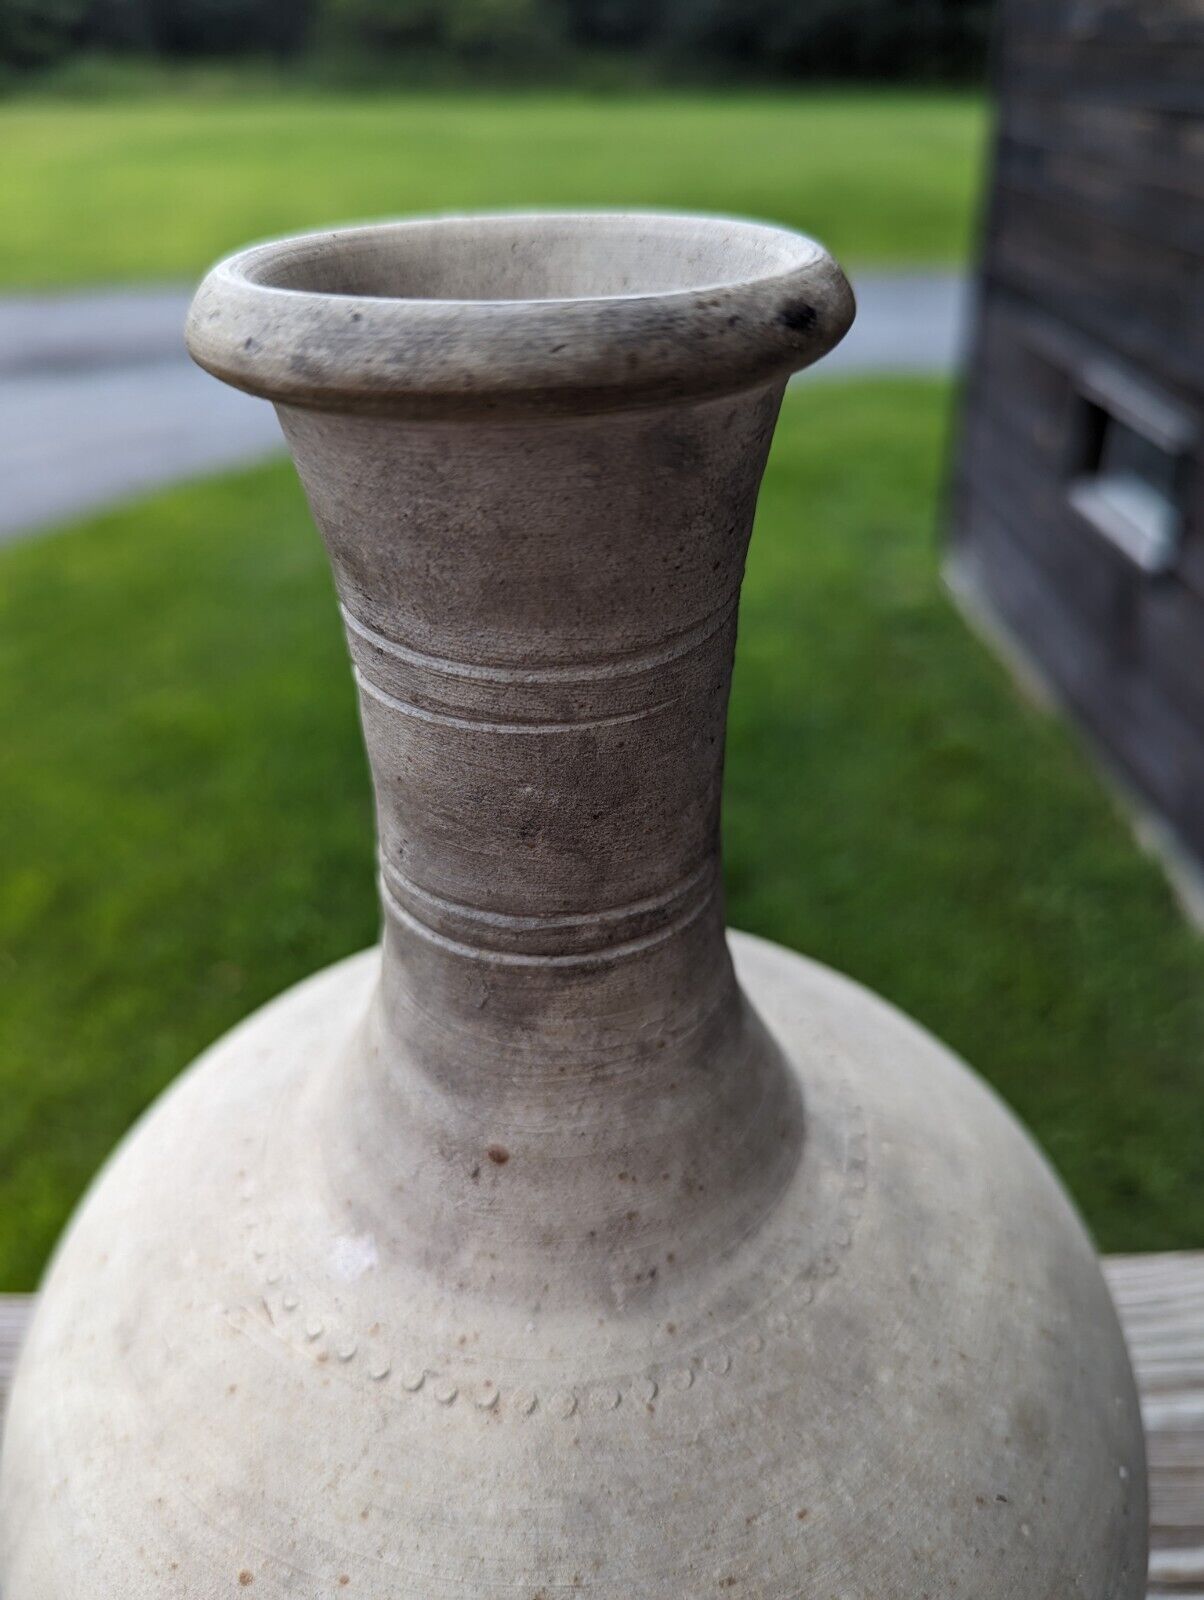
[0,212,1145,1597]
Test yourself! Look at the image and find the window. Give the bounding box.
[1068,364,1193,574]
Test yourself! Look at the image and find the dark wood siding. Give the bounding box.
[951,0,1204,860]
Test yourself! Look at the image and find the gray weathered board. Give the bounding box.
[0,1254,1201,1593]
[949,0,1204,866]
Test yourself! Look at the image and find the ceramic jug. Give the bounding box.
[0,212,1146,1597]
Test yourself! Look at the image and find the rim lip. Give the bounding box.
[185,210,856,419]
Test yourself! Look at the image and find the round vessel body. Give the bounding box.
[1,933,1145,1597]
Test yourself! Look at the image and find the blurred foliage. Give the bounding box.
[0,0,89,66]
[320,0,560,61]
[0,0,993,79]
[79,0,314,54]
[664,0,990,80]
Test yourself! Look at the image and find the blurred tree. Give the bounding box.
[0,0,89,64]
[77,0,153,49]
[144,0,315,55]
[567,0,660,50]
[28,0,319,59]
[327,0,558,58]
[655,0,991,78]
[0,0,991,79]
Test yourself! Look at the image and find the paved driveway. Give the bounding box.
[0,272,967,545]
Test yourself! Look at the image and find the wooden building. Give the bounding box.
[950,0,1204,867]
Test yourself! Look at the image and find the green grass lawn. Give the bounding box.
[2,378,1201,1291]
[0,89,983,288]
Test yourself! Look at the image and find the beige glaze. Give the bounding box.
[0,213,1145,1597]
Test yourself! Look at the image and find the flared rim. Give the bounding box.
[185,210,856,419]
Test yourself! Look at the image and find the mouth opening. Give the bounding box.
[246,213,823,305]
